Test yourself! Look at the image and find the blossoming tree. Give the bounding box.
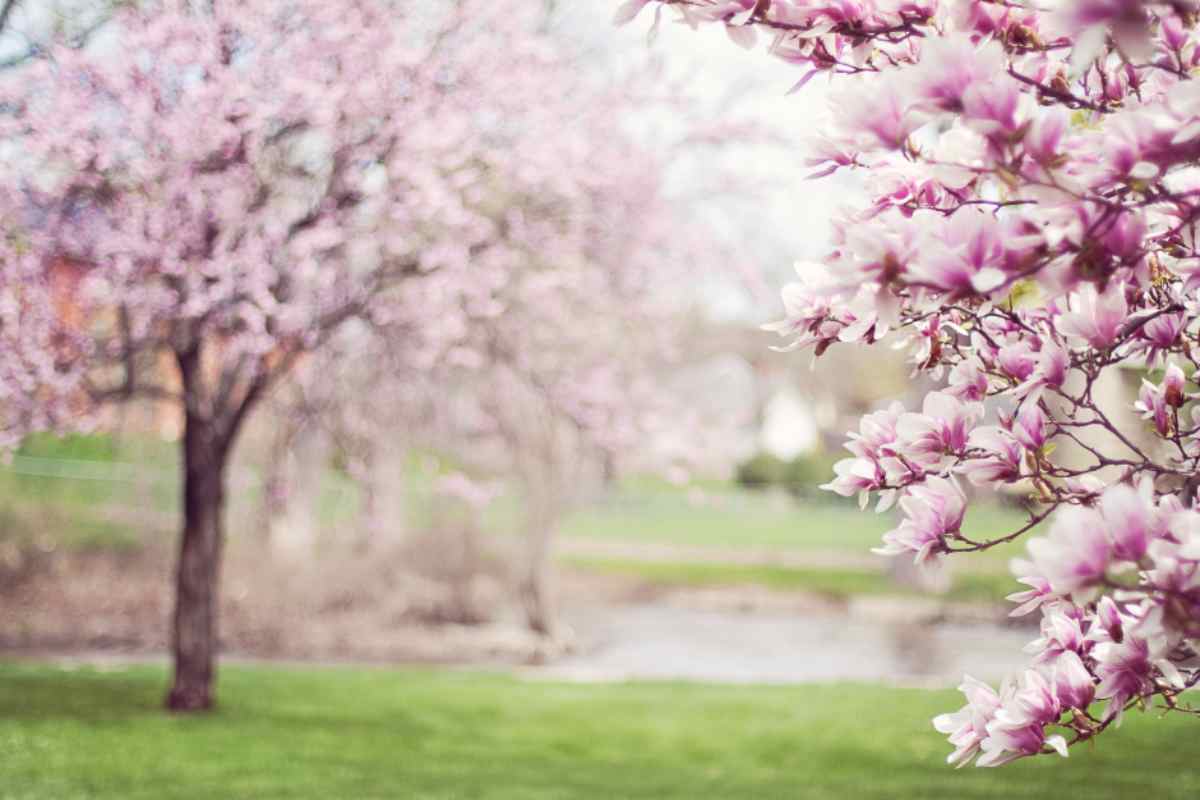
[0,0,679,711]
[257,61,740,637]
[619,0,1200,767]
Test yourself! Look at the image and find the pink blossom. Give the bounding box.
[910,211,1010,297]
[1098,482,1158,562]
[1135,379,1171,436]
[1050,650,1096,710]
[976,670,1067,767]
[1024,606,1085,664]
[1094,634,1156,722]
[1025,505,1113,598]
[1006,575,1054,617]
[961,425,1024,486]
[823,456,885,499]
[895,392,983,468]
[932,675,1002,767]
[835,81,921,151]
[1138,313,1185,363]
[1025,107,1069,164]
[1090,596,1126,645]
[1012,403,1048,452]
[1163,363,1187,408]
[874,476,966,563]
[946,359,989,401]
[1059,283,1129,349]
[1012,341,1070,400]
[912,36,1006,114]
[997,341,1037,383]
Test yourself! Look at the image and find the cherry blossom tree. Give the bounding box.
[259,63,738,637]
[619,0,1200,767]
[0,0,682,711]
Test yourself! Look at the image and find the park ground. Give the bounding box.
[2,434,1034,665]
[2,661,1198,799]
[9,435,1179,798]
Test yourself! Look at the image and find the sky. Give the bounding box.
[559,2,863,321]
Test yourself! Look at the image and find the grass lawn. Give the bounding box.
[563,557,1020,604]
[559,486,1035,565]
[1,662,1197,799]
[1,433,1037,567]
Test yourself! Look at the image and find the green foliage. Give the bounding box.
[780,451,841,499]
[0,663,1196,799]
[733,450,843,499]
[734,452,788,490]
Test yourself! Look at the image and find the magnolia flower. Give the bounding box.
[1094,634,1156,723]
[913,35,1006,114]
[763,262,884,355]
[946,358,989,401]
[933,675,1002,767]
[1059,283,1129,349]
[1013,341,1069,401]
[997,340,1037,382]
[895,391,984,468]
[874,475,966,563]
[1006,575,1054,617]
[823,456,884,499]
[1024,606,1086,664]
[910,211,1009,297]
[835,79,922,151]
[1025,107,1069,164]
[1098,481,1158,562]
[1012,403,1048,452]
[976,670,1067,767]
[961,425,1024,486]
[1138,313,1185,363]
[1163,363,1187,408]
[1025,505,1113,599]
[1050,650,1096,710]
[823,401,913,505]
[1135,379,1171,436]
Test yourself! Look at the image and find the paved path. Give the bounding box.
[524,602,1032,686]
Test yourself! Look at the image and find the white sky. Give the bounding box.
[559,3,862,320]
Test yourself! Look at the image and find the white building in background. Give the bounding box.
[760,388,818,460]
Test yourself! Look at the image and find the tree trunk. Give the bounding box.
[520,521,557,637]
[165,411,230,712]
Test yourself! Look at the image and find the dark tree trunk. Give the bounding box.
[165,409,231,712]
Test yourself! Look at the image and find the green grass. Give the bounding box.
[1,433,1038,567]
[560,485,1035,561]
[564,557,1021,604]
[1,662,1197,799]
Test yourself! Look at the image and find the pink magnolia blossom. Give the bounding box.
[1049,650,1096,711]
[1059,283,1130,350]
[1098,481,1159,562]
[932,675,1002,767]
[961,425,1024,486]
[976,670,1067,767]
[874,476,966,563]
[1025,505,1113,599]
[1012,403,1048,452]
[1094,633,1159,723]
[1006,575,1054,617]
[1135,378,1172,436]
[894,391,984,468]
